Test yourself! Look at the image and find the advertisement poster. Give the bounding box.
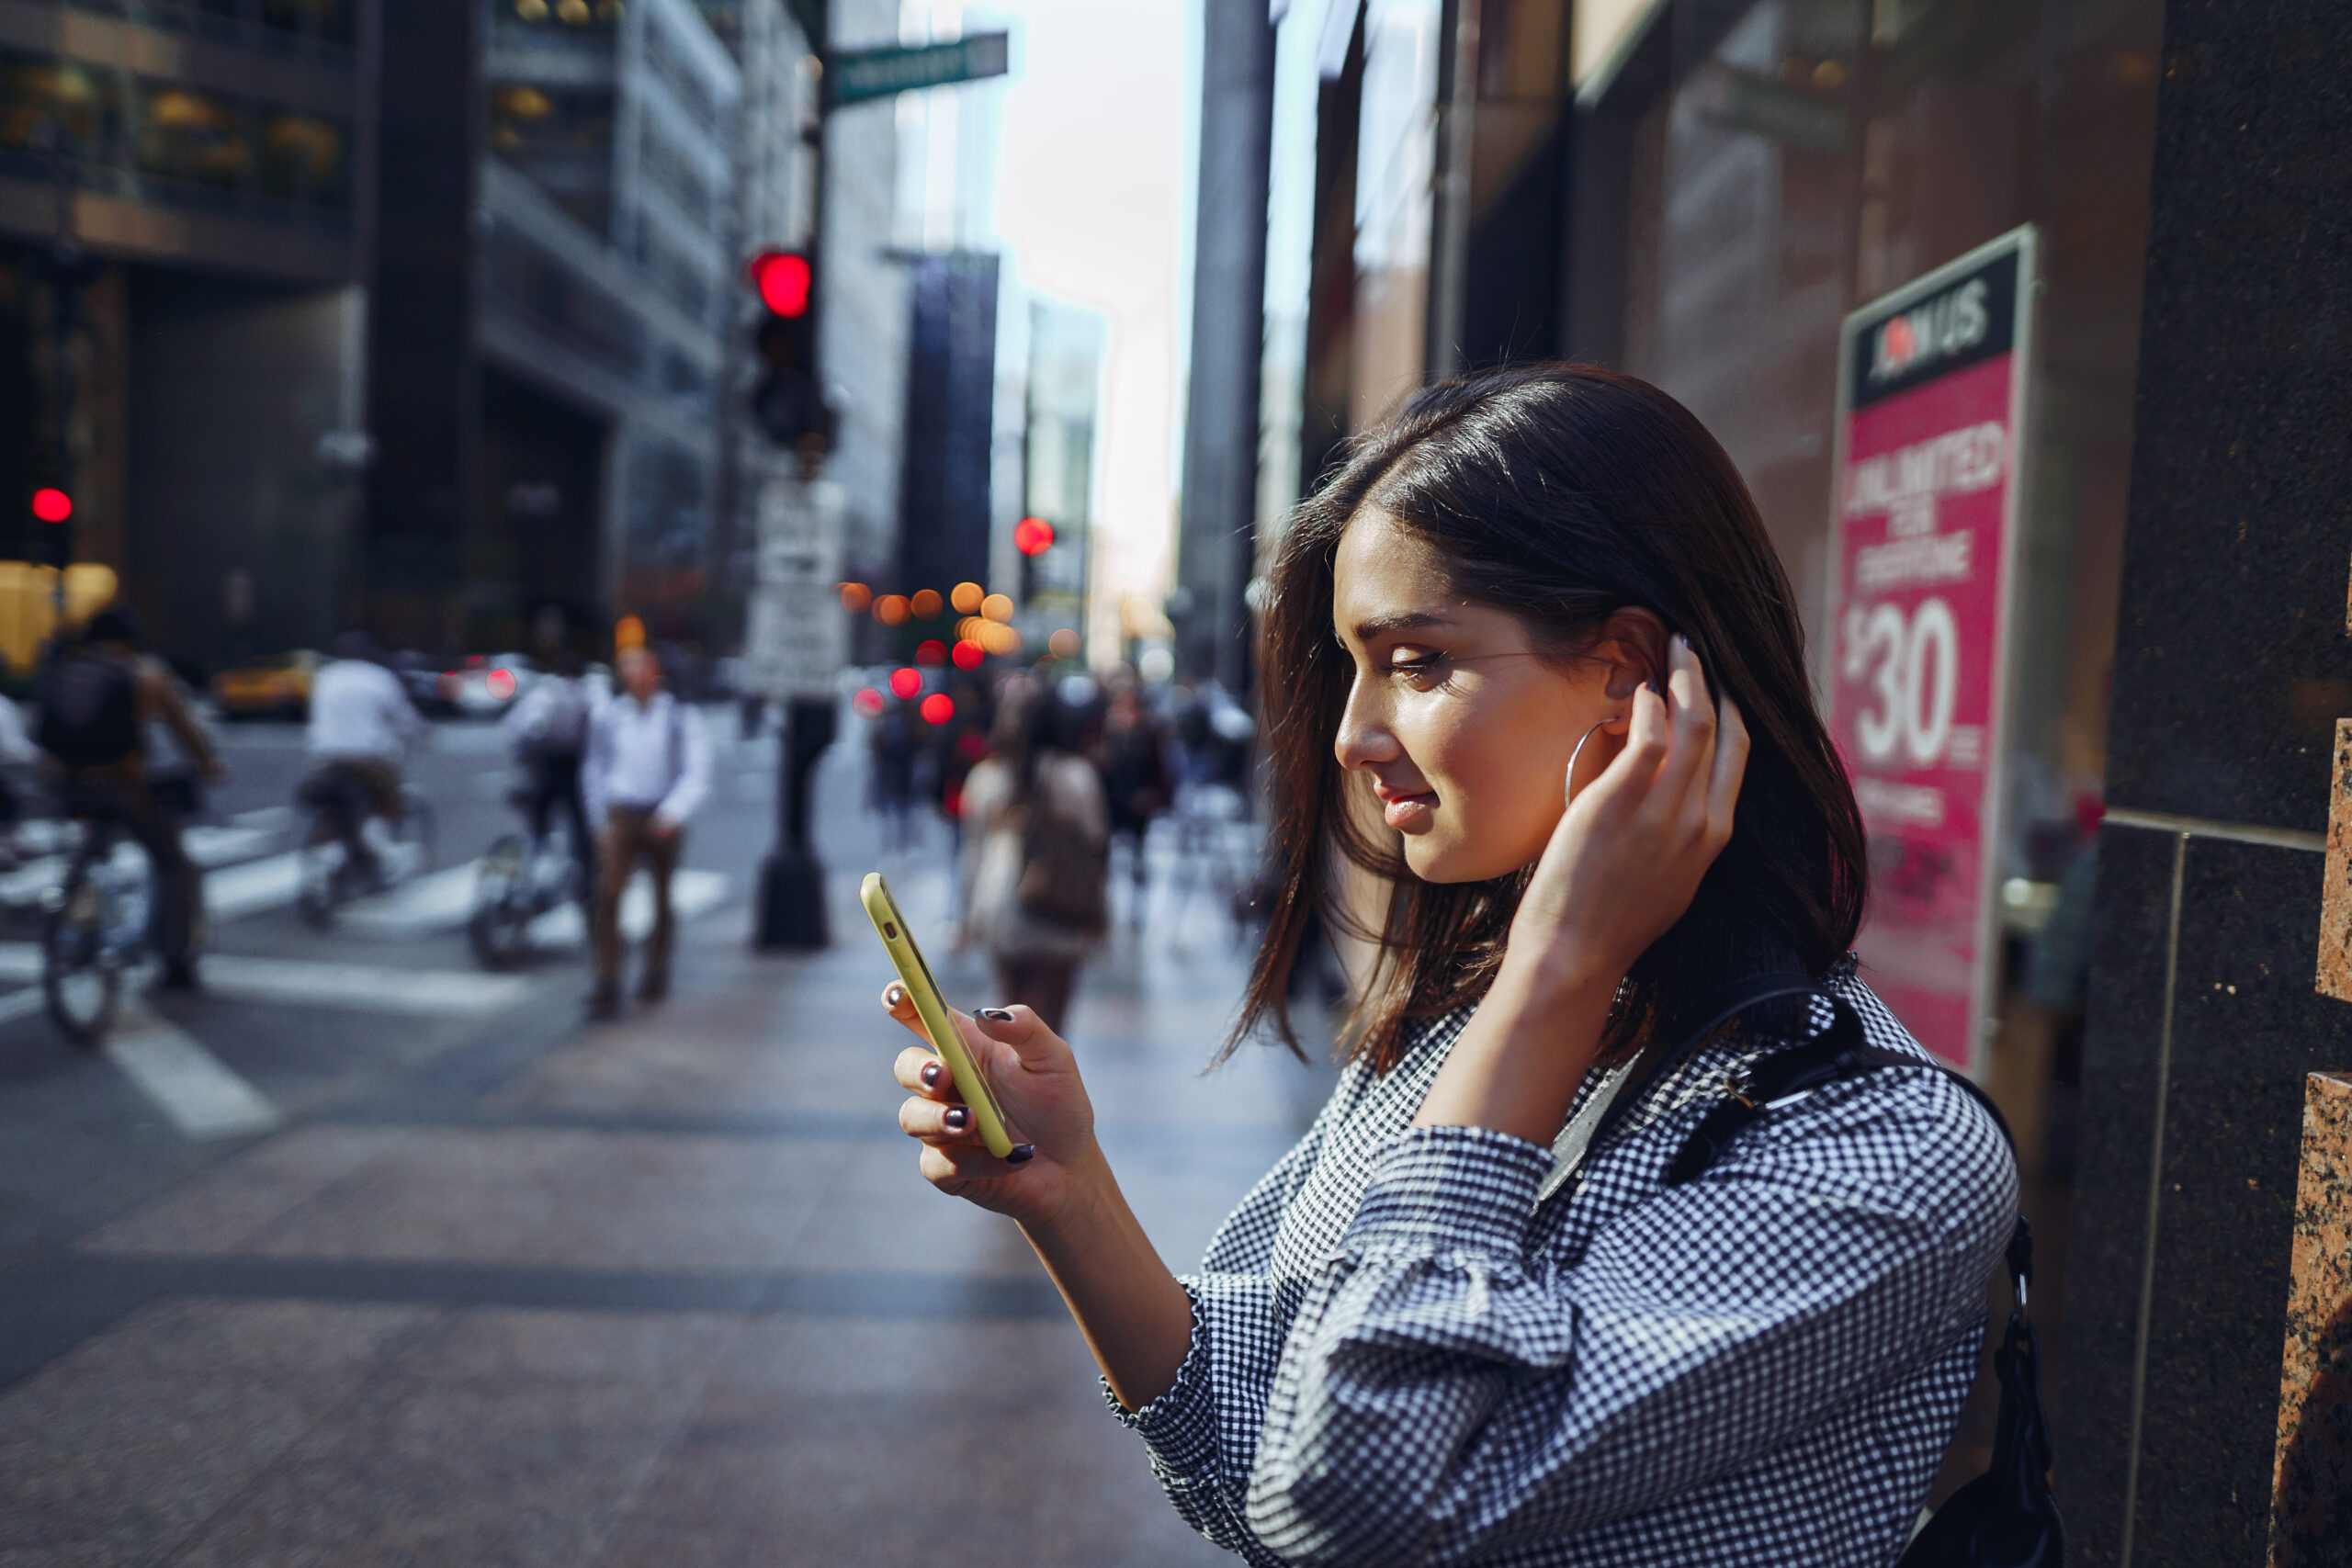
[1826,226,2036,1075]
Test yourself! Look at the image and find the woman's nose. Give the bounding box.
[1334,681,1399,771]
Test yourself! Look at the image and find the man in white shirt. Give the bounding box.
[582,645,710,1016]
[304,631,428,883]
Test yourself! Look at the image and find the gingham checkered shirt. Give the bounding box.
[1112,961,2017,1567]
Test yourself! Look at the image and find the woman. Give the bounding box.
[885,367,2014,1566]
[956,675,1108,1032]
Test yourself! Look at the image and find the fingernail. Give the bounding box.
[978,1008,1016,1022]
[1007,1144,1035,1165]
[1647,679,1665,697]
[1674,632,1691,651]
[886,984,907,1007]
[920,1061,942,1089]
[944,1107,970,1133]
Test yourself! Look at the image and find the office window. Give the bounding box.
[0,54,120,164]
[136,83,253,188]
[259,110,348,205]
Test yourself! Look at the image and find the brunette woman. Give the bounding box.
[883,366,2014,1567]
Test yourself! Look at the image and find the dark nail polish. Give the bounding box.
[1674,632,1691,651]
[978,1008,1016,1022]
[886,984,907,1007]
[920,1061,942,1089]
[1007,1144,1035,1165]
[943,1107,970,1133]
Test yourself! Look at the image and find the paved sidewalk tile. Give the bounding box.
[1,840,1322,1565]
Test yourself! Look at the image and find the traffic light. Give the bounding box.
[747,250,831,448]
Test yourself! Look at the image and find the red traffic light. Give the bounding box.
[30,487,71,524]
[749,251,812,318]
[1014,516,1054,556]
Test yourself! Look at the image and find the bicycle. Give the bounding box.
[40,790,152,1046]
[294,765,437,929]
[468,809,591,969]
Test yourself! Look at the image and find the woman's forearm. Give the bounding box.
[1412,951,1620,1144]
[1021,1151,1197,1411]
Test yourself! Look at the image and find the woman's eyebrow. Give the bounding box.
[1351,611,1453,642]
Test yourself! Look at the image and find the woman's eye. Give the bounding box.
[1384,654,1448,688]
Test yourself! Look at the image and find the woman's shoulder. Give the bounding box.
[1736,968,2018,1226]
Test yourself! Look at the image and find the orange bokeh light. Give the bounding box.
[980,593,1014,623]
[950,581,984,615]
[838,581,872,613]
[910,589,944,619]
[874,594,910,626]
[1047,628,1081,659]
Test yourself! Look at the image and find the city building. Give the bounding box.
[0,0,375,669]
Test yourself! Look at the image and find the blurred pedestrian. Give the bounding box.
[1090,665,1173,927]
[956,675,1107,1032]
[868,706,918,852]
[36,604,222,990]
[582,646,709,1018]
[305,630,428,886]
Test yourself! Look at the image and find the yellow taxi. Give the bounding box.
[212,649,322,720]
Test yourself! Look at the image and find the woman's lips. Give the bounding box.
[1379,789,1437,831]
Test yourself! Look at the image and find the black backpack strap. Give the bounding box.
[1586,970,1823,1156]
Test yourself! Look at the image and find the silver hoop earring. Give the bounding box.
[1566,719,1613,808]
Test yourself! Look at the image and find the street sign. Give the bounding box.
[1825,224,2037,1077]
[743,471,846,702]
[826,33,1009,110]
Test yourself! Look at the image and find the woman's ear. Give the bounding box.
[1593,607,1669,708]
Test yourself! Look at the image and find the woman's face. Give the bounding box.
[1330,509,1640,884]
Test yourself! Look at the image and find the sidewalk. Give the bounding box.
[0,814,1329,1565]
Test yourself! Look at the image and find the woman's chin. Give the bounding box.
[1400,835,1501,886]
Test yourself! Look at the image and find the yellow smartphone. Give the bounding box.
[860,872,1024,1161]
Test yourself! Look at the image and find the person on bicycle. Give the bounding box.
[500,649,596,891]
[35,604,221,991]
[303,630,427,886]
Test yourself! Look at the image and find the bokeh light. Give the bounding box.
[950,581,984,615]
[1014,516,1054,556]
[614,615,647,650]
[874,594,910,626]
[910,588,944,619]
[838,581,872,613]
[919,692,954,726]
[915,638,946,666]
[1048,628,1081,659]
[852,687,885,717]
[951,639,984,671]
[888,667,922,700]
[30,487,72,524]
[980,593,1014,623]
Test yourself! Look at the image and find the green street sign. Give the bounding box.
[826,33,1010,109]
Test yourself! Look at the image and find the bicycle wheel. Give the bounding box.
[41,887,119,1048]
[467,835,531,969]
[296,811,344,930]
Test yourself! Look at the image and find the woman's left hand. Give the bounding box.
[1510,633,1749,987]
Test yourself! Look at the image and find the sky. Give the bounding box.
[974,0,1197,647]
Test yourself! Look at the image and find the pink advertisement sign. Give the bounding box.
[1826,229,2035,1074]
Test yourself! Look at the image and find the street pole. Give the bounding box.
[755,7,834,951]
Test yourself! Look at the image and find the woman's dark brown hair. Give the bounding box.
[1234,364,1866,1072]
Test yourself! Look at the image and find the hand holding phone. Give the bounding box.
[861,873,1024,1160]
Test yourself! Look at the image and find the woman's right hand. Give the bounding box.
[883,988,1102,1230]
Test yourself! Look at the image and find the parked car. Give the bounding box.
[446,652,538,719]
[212,650,322,721]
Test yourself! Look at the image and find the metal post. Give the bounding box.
[754,10,835,952]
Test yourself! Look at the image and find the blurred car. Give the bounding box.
[212,650,322,721]
[443,652,538,719]
[390,649,458,717]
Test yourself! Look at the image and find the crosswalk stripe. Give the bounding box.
[0,945,534,1016]
[104,1002,282,1140]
